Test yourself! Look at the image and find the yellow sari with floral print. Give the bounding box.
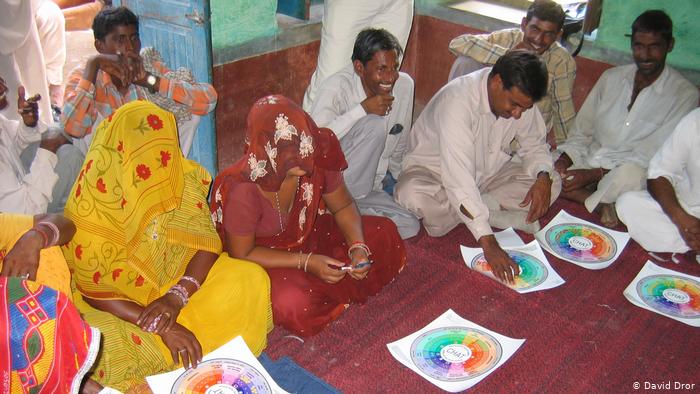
[62,101,272,391]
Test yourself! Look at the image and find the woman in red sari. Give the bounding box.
[211,95,406,336]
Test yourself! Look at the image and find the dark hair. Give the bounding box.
[490,50,548,102]
[93,6,139,41]
[526,0,565,30]
[631,10,673,44]
[351,28,404,66]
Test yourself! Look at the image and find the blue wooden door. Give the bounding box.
[114,0,218,176]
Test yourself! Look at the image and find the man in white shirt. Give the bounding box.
[396,50,560,283]
[554,10,698,227]
[310,28,419,239]
[0,76,80,214]
[617,108,700,256]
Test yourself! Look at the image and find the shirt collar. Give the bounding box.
[623,63,672,94]
[478,68,495,116]
[352,66,369,102]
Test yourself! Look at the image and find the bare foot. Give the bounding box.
[600,203,619,228]
[80,378,103,394]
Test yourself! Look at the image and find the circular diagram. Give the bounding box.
[544,223,617,263]
[170,358,272,394]
[470,250,548,290]
[410,327,502,382]
[636,275,700,319]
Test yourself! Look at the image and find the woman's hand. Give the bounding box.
[348,247,371,280]
[0,230,43,280]
[159,323,202,369]
[307,254,346,284]
[137,293,183,334]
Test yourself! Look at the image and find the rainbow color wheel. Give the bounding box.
[410,327,502,382]
[636,275,700,319]
[544,223,616,264]
[170,358,272,394]
[470,250,548,290]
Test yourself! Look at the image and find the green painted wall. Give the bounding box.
[211,0,278,50]
[595,0,699,71]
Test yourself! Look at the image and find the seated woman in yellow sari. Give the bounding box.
[62,101,272,392]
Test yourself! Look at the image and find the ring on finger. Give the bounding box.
[178,348,187,353]
[20,273,29,280]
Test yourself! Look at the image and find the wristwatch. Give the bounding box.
[145,73,158,93]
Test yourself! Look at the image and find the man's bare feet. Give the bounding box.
[599,203,620,228]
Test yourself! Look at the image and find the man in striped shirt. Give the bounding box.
[61,6,217,154]
[448,0,575,146]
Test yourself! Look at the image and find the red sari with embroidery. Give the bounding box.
[211,95,406,336]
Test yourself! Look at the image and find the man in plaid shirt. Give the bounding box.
[448,0,575,146]
[61,6,217,153]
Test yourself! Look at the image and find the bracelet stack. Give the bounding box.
[179,275,201,290]
[166,283,189,306]
[347,241,371,259]
[31,221,60,248]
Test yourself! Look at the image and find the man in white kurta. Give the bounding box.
[302,0,414,111]
[554,10,698,226]
[617,108,700,254]
[396,51,560,283]
[310,28,419,239]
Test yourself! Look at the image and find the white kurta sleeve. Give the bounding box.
[310,82,366,141]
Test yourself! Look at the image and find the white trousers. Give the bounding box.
[617,190,698,253]
[302,0,414,111]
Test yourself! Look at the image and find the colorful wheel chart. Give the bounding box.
[636,275,700,319]
[410,327,502,382]
[470,250,548,290]
[170,358,272,394]
[544,223,616,264]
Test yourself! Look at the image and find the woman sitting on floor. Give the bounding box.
[210,95,406,337]
[0,213,105,393]
[62,101,273,392]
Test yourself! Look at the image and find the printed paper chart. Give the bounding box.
[461,241,565,293]
[536,210,629,269]
[387,309,524,392]
[146,336,289,394]
[624,261,700,327]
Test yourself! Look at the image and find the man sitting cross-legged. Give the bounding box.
[617,108,700,261]
[554,10,698,227]
[309,28,419,239]
[395,50,561,284]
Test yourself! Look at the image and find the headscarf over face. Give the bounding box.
[211,95,346,246]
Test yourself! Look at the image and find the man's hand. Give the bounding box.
[84,53,135,86]
[361,94,394,116]
[39,129,71,153]
[0,229,43,280]
[553,153,573,177]
[126,52,149,86]
[479,235,519,284]
[671,211,700,252]
[159,323,202,369]
[17,86,39,127]
[561,168,602,193]
[520,173,552,223]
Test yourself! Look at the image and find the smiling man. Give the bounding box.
[395,50,560,284]
[309,28,419,239]
[448,0,575,146]
[554,10,698,227]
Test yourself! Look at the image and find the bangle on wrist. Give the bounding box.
[303,252,312,273]
[297,251,302,270]
[166,284,189,306]
[348,241,371,259]
[179,275,201,292]
[36,221,60,247]
[29,227,49,249]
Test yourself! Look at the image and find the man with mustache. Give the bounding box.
[309,28,419,239]
[448,0,575,146]
[554,10,698,227]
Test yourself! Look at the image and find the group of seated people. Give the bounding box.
[1,1,699,392]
